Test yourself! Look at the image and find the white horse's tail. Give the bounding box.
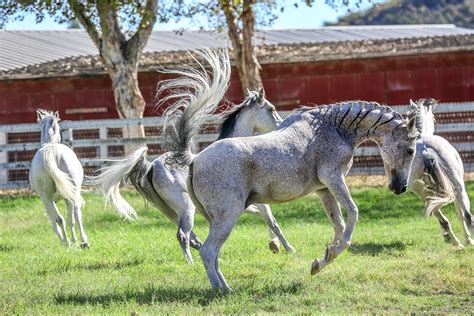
[424,152,456,216]
[157,47,231,168]
[92,147,150,220]
[41,144,84,208]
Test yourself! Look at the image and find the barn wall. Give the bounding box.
[0,51,473,124]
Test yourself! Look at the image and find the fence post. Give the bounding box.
[99,127,108,159]
[0,132,7,187]
[62,128,73,148]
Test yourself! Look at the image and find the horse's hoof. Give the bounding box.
[455,244,464,251]
[269,240,280,253]
[442,232,451,243]
[80,242,90,249]
[311,259,321,275]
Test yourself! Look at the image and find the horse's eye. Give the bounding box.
[407,148,414,155]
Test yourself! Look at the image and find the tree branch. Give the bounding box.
[220,0,242,60]
[126,0,158,62]
[67,0,101,48]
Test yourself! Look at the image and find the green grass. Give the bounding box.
[1,183,473,314]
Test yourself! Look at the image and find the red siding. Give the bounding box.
[0,51,473,124]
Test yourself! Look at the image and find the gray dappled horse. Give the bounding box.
[29,110,89,248]
[164,100,420,291]
[94,49,294,264]
[408,99,473,248]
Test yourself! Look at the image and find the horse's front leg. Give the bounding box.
[315,188,346,246]
[312,174,357,275]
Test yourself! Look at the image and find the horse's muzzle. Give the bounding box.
[389,181,408,195]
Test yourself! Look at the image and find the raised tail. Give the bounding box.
[423,150,456,216]
[41,144,84,208]
[92,146,150,220]
[157,47,231,168]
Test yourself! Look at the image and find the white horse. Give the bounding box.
[164,99,420,291]
[29,110,89,248]
[408,99,473,248]
[94,49,294,264]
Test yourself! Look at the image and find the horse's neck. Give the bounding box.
[421,117,435,136]
[326,102,403,146]
[40,126,61,145]
[226,111,254,138]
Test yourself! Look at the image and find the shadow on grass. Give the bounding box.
[0,244,20,252]
[349,241,407,256]
[53,281,305,306]
[39,258,144,275]
[54,285,211,306]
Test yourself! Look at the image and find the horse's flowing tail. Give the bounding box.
[157,47,231,168]
[41,144,84,209]
[92,147,150,220]
[424,153,456,216]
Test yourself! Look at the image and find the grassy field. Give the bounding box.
[1,183,473,314]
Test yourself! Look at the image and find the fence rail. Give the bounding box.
[1,102,473,190]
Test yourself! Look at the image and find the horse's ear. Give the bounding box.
[36,110,45,123]
[409,99,417,109]
[431,99,438,112]
[407,116,420,139]
[53,111,60,120]
[257,88,265,104]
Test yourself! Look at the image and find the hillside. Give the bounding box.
[326,0,474,29]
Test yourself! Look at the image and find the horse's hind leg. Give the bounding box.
[248,204,295,253]
[200,209,241,292]
[316,188,346,246]
[65,201,77,244]
[433,208,462,248]
[74,203,89,248]
[177,206,195,264]
[42,197,69,246]
[454,188,473,246]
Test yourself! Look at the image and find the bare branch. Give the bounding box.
[126,0,158,63]
[67,0,100,48]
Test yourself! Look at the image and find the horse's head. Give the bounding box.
[217,88,282,139]
[37,109,61,144]
[379,112,420,195]
[246,88,282,134]
[409,98,437,136]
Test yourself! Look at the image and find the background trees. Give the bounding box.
[2,0,159,143]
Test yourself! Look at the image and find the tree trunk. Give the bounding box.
[70,0,157,154]
[108,65,146,154]
[221,0,263,95]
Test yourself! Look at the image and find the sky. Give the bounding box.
[3,1,384,31]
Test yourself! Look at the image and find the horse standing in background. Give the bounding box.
[164,99,420,291]
[94,49,294,264]
[408,99,473,248]
[29,110,89,248]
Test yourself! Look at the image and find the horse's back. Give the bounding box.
[30,144,83,193]
[422,135,464,174]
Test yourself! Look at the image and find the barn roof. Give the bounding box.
[1,24,473,80]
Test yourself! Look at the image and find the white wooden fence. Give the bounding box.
[1,103,473,190]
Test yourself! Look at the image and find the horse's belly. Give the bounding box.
[250,178,322,205]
